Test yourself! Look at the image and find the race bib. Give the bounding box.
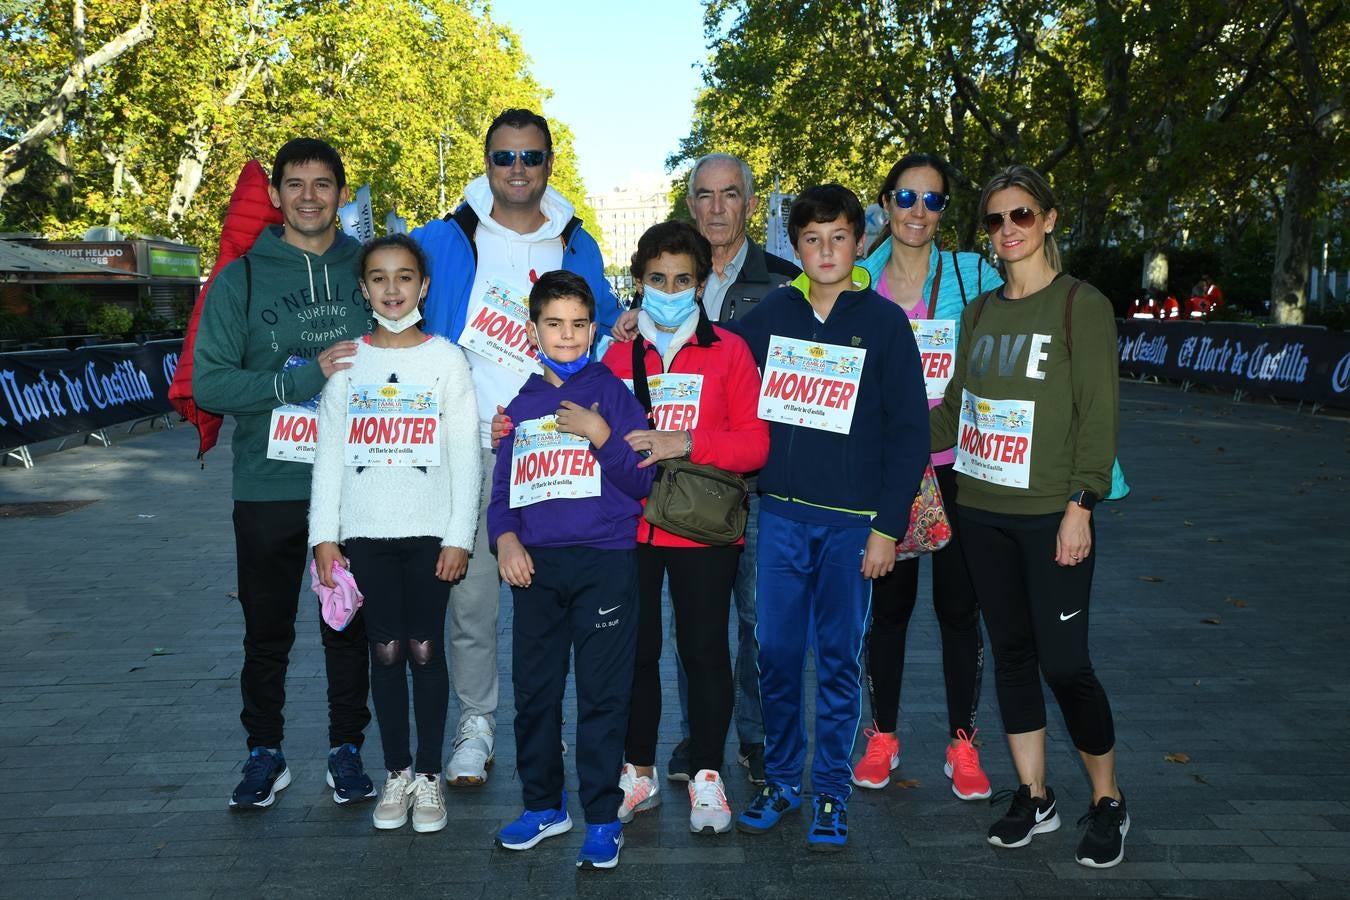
[344,383,441,467]
[266,355,321,463]
[459,278,541,376]
[622,373,704,430]
[509,415,602,508]
[757,336,865,434]
[267,405,318,463]
[954,389,1035,489]
[911,319,957,399]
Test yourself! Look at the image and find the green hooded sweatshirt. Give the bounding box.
[193,225,369,501]
[930,275,1118,515]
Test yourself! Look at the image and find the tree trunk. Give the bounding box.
[1270,156,1321,324]
[0,1,153,209]
[163,34,267,238]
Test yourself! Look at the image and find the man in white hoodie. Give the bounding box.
[413,108,622,786]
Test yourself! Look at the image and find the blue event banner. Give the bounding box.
[0,340,182,448]
[1116,320,1350,408]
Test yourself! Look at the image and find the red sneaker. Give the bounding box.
[944,729,992,800]
[850,727,900,789]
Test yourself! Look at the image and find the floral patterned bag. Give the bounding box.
[895,464,952,561]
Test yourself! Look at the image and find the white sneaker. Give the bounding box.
[617,762,661,823]
[688,769,732,834]
[372,769,414,830]
[409,773,448,833]
[445,715,494,785]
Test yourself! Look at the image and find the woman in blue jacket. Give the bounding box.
[852,154,1002,800]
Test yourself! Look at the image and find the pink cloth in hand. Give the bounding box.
[309,558,364,631]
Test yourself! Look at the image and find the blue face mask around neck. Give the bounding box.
[537,347,591,381]
[641,285,698,328]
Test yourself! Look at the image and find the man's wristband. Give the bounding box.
[683,431,693,457]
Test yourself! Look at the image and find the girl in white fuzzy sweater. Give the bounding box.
[310,234,480,833]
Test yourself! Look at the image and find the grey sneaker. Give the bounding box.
[410,773,448,833]
[446,715,494,785]
[373,769,414,830]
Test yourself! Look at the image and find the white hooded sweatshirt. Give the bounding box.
[461,175,572,447]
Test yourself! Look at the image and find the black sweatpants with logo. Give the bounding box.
[958,507,1115,756]
[233,500,371,751]
[511,546,638,824]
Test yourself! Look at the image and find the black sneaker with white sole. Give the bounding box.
[987,784,1060,848]
[1075,793,1129,868]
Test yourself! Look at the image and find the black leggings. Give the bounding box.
[864,464,983,738]
[344,536,451,774]
[958,508,1115,756]
[627,544,740,774]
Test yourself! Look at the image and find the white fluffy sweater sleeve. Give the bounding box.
[308,336,481,549]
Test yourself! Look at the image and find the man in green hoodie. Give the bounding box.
[194,138,376,810]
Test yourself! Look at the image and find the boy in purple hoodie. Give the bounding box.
[489,271,653,870]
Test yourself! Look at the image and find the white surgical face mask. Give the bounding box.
[372,306,423,334]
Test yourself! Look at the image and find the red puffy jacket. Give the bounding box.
[168,160,282,457]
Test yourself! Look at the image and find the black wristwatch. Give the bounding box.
[1069,490,1098,511]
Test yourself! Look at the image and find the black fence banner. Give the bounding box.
[1118,320,1350,409]
[0,340,182,448]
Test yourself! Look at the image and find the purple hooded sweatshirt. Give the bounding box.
[488,362,654,551]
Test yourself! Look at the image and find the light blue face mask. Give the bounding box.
[641,285,699,328]
[537,347,590,381]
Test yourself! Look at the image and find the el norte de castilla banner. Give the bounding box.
[0,340,182,448]
[1117,320,1350,408]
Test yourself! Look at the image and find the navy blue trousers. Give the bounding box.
[511,546,638,824]
[755,508,872,800]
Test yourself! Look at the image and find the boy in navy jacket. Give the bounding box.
[488,271,653,870]
[729,185,929,851]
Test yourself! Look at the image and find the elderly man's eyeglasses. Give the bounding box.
[489,150,547,167]
[891,189,949,213]
[982,207,1041,233]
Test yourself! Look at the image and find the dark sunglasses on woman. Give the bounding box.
[983,207,1041,233]
[489,149,547,167]
[891,188,950,213]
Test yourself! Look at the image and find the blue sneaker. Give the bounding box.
[229,747,291,809]
[807,793,848,852]
[498,793,573,850]
[326,743,377,804]
[576,820,623,870]
[735,781,802,834]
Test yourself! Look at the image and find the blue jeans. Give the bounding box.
[673,491,764,747]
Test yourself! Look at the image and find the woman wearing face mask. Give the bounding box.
[852,154,1001,800]
[600,220,769,835]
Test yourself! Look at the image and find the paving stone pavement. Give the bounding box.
[1,379,1348,899]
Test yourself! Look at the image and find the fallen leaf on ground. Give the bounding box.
[1192,773,1210,785]
[1202,616,1222,625]
[1206,536,1223,542]
[1139,576,1164,583]
[1225,597,1248,608]
[1183,520,1194,527]
[1150,495,1164,501]
[1165,752,1191,764]
[894,779,921,790]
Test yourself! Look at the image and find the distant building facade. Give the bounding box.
[586,175,672,271]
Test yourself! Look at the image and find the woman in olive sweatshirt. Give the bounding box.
[930,165,1128,869]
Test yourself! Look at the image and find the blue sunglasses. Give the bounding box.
[891,189,949,213]
[489,149,547,167]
